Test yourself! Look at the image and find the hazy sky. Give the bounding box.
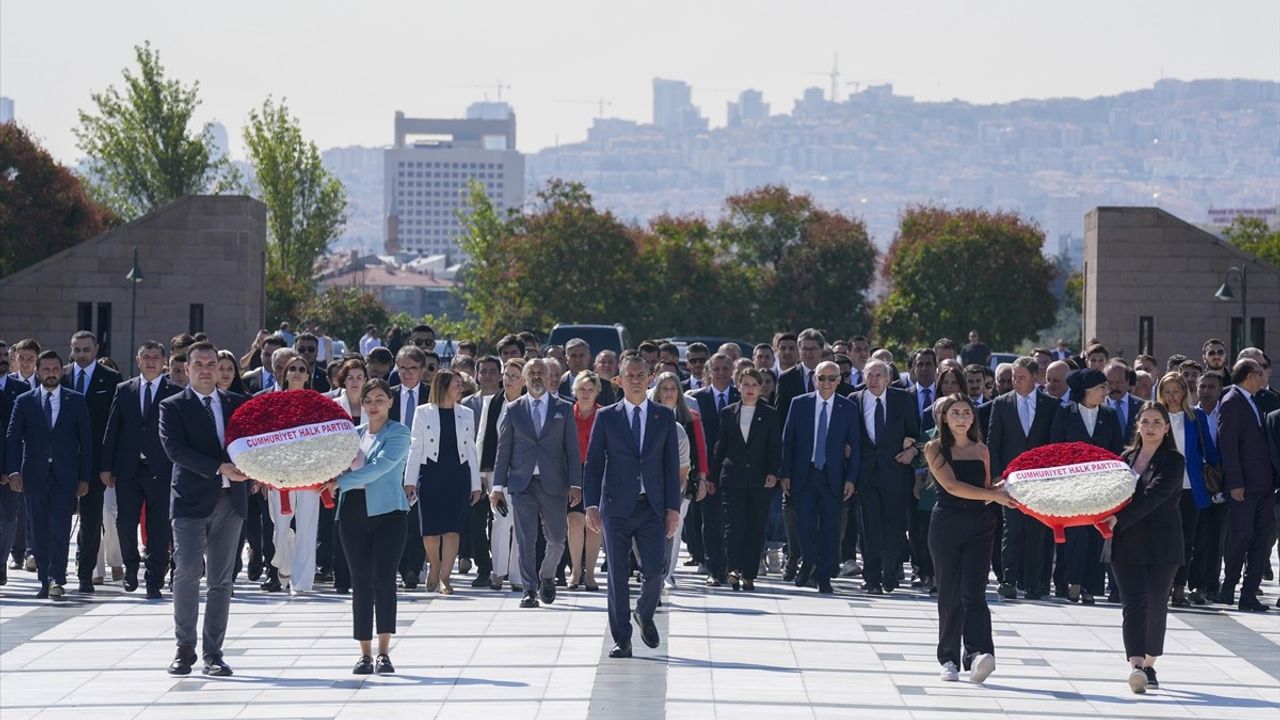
[4,0,1278,163]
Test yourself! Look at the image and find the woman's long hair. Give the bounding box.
[654,371,694,426]
[926,393,982,467]
[217,350,249,394]
[1155,371,1196,422]
[1124,401,1179,456]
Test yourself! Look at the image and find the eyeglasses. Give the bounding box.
[397,365,422,373]
[297,346,317,353]
[287,366,309,374]
[1205,349,1225,356]
[816,375,840,383]
[424,365,438,372]
[411,339,434,347]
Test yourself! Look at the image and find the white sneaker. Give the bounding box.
[1128,667,1148,694]
[969,653,995,684]
[664,576,676,589]
[939,661,959,681]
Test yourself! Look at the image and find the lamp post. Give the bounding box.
[125,246,144,375]
[1214,264,1248,351]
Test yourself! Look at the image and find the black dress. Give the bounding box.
[418,409,471,535]
[928,457,997,669]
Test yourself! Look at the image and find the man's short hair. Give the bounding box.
[1165,353,1188,371]
[1200,369,1225,386]
[263,334,287,350]
[187,341,217,359]
[658,341,679,355]
[963,363,986,375]
[1085,343,1109,359]
[798,328,826,346]
[367,347,393,364]
[13,338,41,353]
[565,338,590,352]
[497,334,526,355]
[1178,359,1203,373]
[295,332,318,346]
[1011,356,1039,375]
[37,349,62,365]
[396,346,427,366]
[912,347,938,365]
[638,340,660,355]
[411,324,435,336]
[775,332,798,345]
[933,337,959,353]
[1202,338,1225,352]
[1231,359,1259,385]
[137,340,167,356]
[516,331,538,346]
[476,355,501,373]
[687,342,710,356]
[71,330,97,344]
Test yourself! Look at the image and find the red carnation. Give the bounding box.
[227,389,353,444]
[1002,441,1121,478]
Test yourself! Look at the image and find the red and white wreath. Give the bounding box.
[1002,441,1138,542]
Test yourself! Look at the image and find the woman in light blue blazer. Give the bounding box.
[330,378,412,675]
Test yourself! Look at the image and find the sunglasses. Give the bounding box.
[287,366,309,374]
[424,365,438,372]
[816,375,840,383]
[412,339,434,347]
[297,346,317,353]
[1206,350,1225,356]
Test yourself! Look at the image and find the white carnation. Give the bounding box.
[1007,466,1138,518]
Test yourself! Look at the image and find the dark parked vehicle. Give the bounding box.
[664,336,754,361]
[546,323,633,355]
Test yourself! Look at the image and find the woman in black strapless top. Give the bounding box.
[923,394,1017,685]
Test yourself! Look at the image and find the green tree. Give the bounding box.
[1,123,117,277]
[265,266,312,329]
[243,97,347,282]
[73,42,237,220]
[875,206,1056,351]
[1222,216,1280,267]
[298,286,391,347]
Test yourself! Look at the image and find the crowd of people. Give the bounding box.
[0,324,1277,694]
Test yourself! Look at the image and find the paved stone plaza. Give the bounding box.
[1,548,1277,720]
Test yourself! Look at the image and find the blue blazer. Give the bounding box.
[1182,409,1221,510]
[583,400,681,518]
[159,388,248,520]
[780,392,861,495]
[338,421,412,516]
[3,386,93,487]
[100,376,184,482]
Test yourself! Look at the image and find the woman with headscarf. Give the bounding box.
[1049,368,1125,604]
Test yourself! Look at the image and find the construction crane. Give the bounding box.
[554,97,613,118]
[450,81,511,101]
[804,53,841,102]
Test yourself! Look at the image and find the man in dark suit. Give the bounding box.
[682,342,710,392]
[774,329,826,580]
[780,361,861,594]
[389,346,431,588]
[850,359,920,593]
[62,330,124,591]
[293,332,331,393]
[159,342,249,676]
[240,335,286,393]
[688,353,739,585]
[1103,361,1143,443]
[557,338,594,400]
[987,356,1057,600]
[1238,348,1279,416]
[493,358,582,608]
[584,355,681,659]
[906,348,940,428]
[4,350,93,599]
[1217,359,1275,612]
[100,341,183,598]
[0,346,29,584]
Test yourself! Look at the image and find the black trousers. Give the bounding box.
[114,464,171,592]
[701,490,726,580]
[1001,508,1048,590]
[338,494,405,641]
[929,503,996,669]
[399,504,425,583]
[858,481,910,586]
[1222,491,1277,597]
[783,493,802,572]
[1190,502,1228,594]
[463,498,493,576]
[75,477,105,582]
[242,491,275,579]
[723,485,774,580]
[315,503,337,574]
[683,499,705,564]
[1063,525,1105,594]
[1173,490,1201,589]
[1112,562,1178,658]
[840,496,860,563]
[912,509,934,579]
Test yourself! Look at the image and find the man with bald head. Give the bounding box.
[780,361,861,594]
[1044,361,1071,405]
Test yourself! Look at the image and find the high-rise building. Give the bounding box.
[206,121,229,161]
[0,97,14,123]
[384,110,524,257]
[652,78,707,133]
[726,89,769,128]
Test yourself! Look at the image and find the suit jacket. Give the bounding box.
[775,365,815,428]
[1218,387,1274,495]
[492,393,581,495]
[781,392,861,495]
[1048,403,1125,455]
[583,400,681,518]
[1180,409,1221,509]
[0,374,29,407]
[401,404,481,493]
[986,390,1057,478]
[689,385,740,480]
[1106,394,1144,443]
[310,366,331,393]
[158,388,248,519]
[100,376,184,482]
[4,386,93,487]
[1268,408,1280,482]
[849,386,919,489]
[460,392,486,437]
[337,421,412,516]
[241,367,274,394]
[1255,387,1280,417]
[711,402,782,488]
[1111,448,1187,566]
[388,383,430,423]
[62,361,124,461]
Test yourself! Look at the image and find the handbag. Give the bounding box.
[1195,418,1222,495]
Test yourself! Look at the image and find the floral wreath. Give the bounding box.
[1002,441,1138,542]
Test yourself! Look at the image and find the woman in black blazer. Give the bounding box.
[1049,368,1124,604]
[711,368,782,591]
[1103,401,1185,694]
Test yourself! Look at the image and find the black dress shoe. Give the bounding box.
[882,580,898,594]
[401,572,419,589]
[520,591,540,608]
[998,582,1017,599]
[247,557,263,582]
[608,643,633,659]
[471,573,491,588]
[861,582,883,595]
[77,580,95,594]
[782,567,798,582]
[124,567,139,593]
[260,577,282,593]
[633,610,660,648]
[146,588,163,600]
[168,648,197,676]
[742,578,755,591]
[1238,595,1270,612]
[353,655,374,675]
[35,587,49,599]
[795,565,813,588]
[1217,589,1236,605]
[375,653,396,673]
[817,579,835,594]
[202,655,234,677]
[539,579,556,605]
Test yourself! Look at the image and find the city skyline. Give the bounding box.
[3,0,1279,164]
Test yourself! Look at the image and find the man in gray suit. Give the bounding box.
[492,358,582,609]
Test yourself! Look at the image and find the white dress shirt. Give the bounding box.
[914,382,937,419]
[140,376,162,416]
[861,389,886,445]
[622,398,650,496]
[1195,402,1219,444]
[1168,411,1190,489]
[739,404,756,442]
[400,384,422,421]
[528,392,551,475]
[1015,390,1037,436]
[1079,404,1099,438]
[359,333,381,356]
[191,388,229,488]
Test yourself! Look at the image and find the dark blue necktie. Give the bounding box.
[874,397,886,446]
[75,369,85,394]
[144,381,154,423]
[203,396,216,431]
[44,391,54,429]
[631,405,642,449]
[815,400,829,470]
[717,392,726,412]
